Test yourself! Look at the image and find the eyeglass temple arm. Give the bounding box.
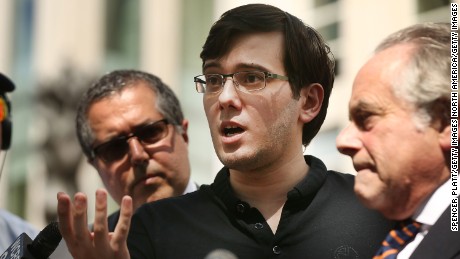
[266,72,289,81]
[194,77,206,84]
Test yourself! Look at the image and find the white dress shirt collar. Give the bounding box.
[183,178,198,194]
[412,178,452,226]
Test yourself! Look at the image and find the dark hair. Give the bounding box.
[76,69,184,160]
[200,4,335,145]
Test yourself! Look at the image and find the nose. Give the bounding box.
[127,137,149,165]
[336,123,362,157]
[218,77,242,111]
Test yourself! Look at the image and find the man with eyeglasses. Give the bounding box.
[56,4,392,259]
[140,3,391,258]
[60,69,196,237]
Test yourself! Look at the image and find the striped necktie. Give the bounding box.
[373,218,422,259]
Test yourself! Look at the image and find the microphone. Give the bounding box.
[204,249,238,259]
[0,221,62,259]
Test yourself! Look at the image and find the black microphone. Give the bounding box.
[0,221,62,259]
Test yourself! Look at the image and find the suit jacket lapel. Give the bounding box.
[410,204,460,259]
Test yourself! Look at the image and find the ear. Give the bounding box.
[438,124,452,151]
[299,83,324,123]
[180,119,189,143]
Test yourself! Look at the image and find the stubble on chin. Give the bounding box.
[217,152,256,171]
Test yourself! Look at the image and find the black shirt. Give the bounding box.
[89,211,119,232]
[128,155,393,259]
[107,210,120,232]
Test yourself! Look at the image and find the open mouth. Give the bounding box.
[223,126,244,137]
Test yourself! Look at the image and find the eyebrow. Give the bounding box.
[348,100,383,120]
[203,61,271,73]
[202,61,221,71]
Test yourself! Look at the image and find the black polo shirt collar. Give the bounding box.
[210,155,329,218]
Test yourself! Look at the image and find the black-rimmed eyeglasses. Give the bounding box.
[194,71,289,94]
[91,119,170,163]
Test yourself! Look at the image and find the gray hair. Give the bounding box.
[376,22,453,128]
[76,69,184,160]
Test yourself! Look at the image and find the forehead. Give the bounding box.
[203,31,285,73]
[349,44,415,108]
[88,83,161,125]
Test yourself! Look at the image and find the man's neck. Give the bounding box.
[229,153,309,233]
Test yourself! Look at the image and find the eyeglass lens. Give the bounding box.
[94,119,169,162]
[197,71,266,93]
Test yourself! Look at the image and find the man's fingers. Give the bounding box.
[57,192,90,257]
[111,196,132,259]
[72,192,91,241]
[93,189,110,250]
[113,195,133,242]
[57,190,130,259]
[57,192,73,239]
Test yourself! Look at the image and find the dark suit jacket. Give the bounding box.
[410,204,460,259]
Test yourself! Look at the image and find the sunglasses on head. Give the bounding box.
[92,119,170,163]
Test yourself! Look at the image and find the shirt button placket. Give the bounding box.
[236,203,246,214]
[273,245,281,255]
[254,223,264,229]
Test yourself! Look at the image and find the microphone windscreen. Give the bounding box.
[28,222,62,259]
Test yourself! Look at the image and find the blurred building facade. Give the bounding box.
[0,0,452,228]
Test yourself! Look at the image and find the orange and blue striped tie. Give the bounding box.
[373,219,422,259]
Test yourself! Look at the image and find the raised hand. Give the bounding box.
[57,189,132,259]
